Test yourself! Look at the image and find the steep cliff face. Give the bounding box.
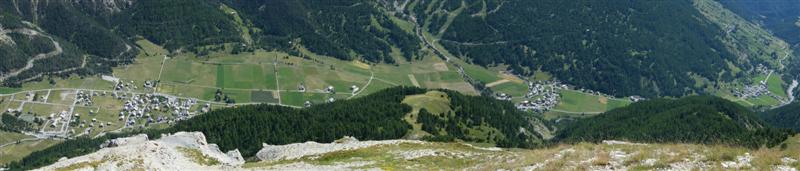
[70,0,135,14]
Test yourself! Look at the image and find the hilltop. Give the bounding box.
[557,96,792,148]
[761,102,800,132]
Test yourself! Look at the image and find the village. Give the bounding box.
[0,73,372,140]
[494,79,645,113]
[1,77,211,140]
[732,64,793,106]
[501,80,565,112]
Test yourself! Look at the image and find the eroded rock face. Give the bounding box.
[101,134,148,148]
[36,132,244,171]
[70,0,135,14]
[256,136,425,161]
[0,24,16,46]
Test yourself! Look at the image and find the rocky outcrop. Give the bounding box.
[36,132,244,171]
[70,0,135,14]
[256,136,425,161]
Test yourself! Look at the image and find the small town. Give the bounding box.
[510,80,564,112]
[1,78,210,140]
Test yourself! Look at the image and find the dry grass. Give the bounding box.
[177,147,220,166]
[592,150,611,166]
[54,161,102,171]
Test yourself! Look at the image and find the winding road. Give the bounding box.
[0,28,64,83]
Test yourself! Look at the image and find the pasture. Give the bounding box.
[553,89,631,114]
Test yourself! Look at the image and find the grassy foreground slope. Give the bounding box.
[246,135,800,170]
[557,96,793,148]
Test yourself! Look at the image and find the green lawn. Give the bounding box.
[0,87,21,94]
[160,59,218,86]
[0,139,61,165]
[748,95,781,106]
[217,64,269,90]
[23,103,69,117]
[220,89,252,103]
[402,91,452,115]
[554,90,631,113]
[281,92,331,107]
[277,65,304,91]
[461,64,501,84]
[543,110,594,120]
[491,82,528,101]
[767,74,787,98]
[401,91,452,138]
[251,91,279,103]
[354,79,397,98]
[113,41,164,83]
[0,131,32,145]
[46,90,75,105]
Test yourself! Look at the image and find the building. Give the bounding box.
[326,86,335,94]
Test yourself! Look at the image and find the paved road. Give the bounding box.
[0,138,43,148]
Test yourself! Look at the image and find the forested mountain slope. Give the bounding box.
[0,0,244,86]
[716,0,800,81]
[164,87,548,157]
[0,0,795,99]
[0,0,137,86]
[0,14,88,85]
[557,95,793,148]
[6,87,549,170]
[395,0,794,97]
[0,0,421,85]
[761,102,800,131]
[223,0,421,63]
[717,0,800,45]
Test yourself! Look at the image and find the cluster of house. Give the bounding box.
[76,112,113,134]
[46,110,71,128]
[117,93,198,128]
[515,81,564,112]
[756,64,771,75]
[75,91,96,106]
[732,64,784,100]
[735,81,770,99]
[114,80,137,91]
